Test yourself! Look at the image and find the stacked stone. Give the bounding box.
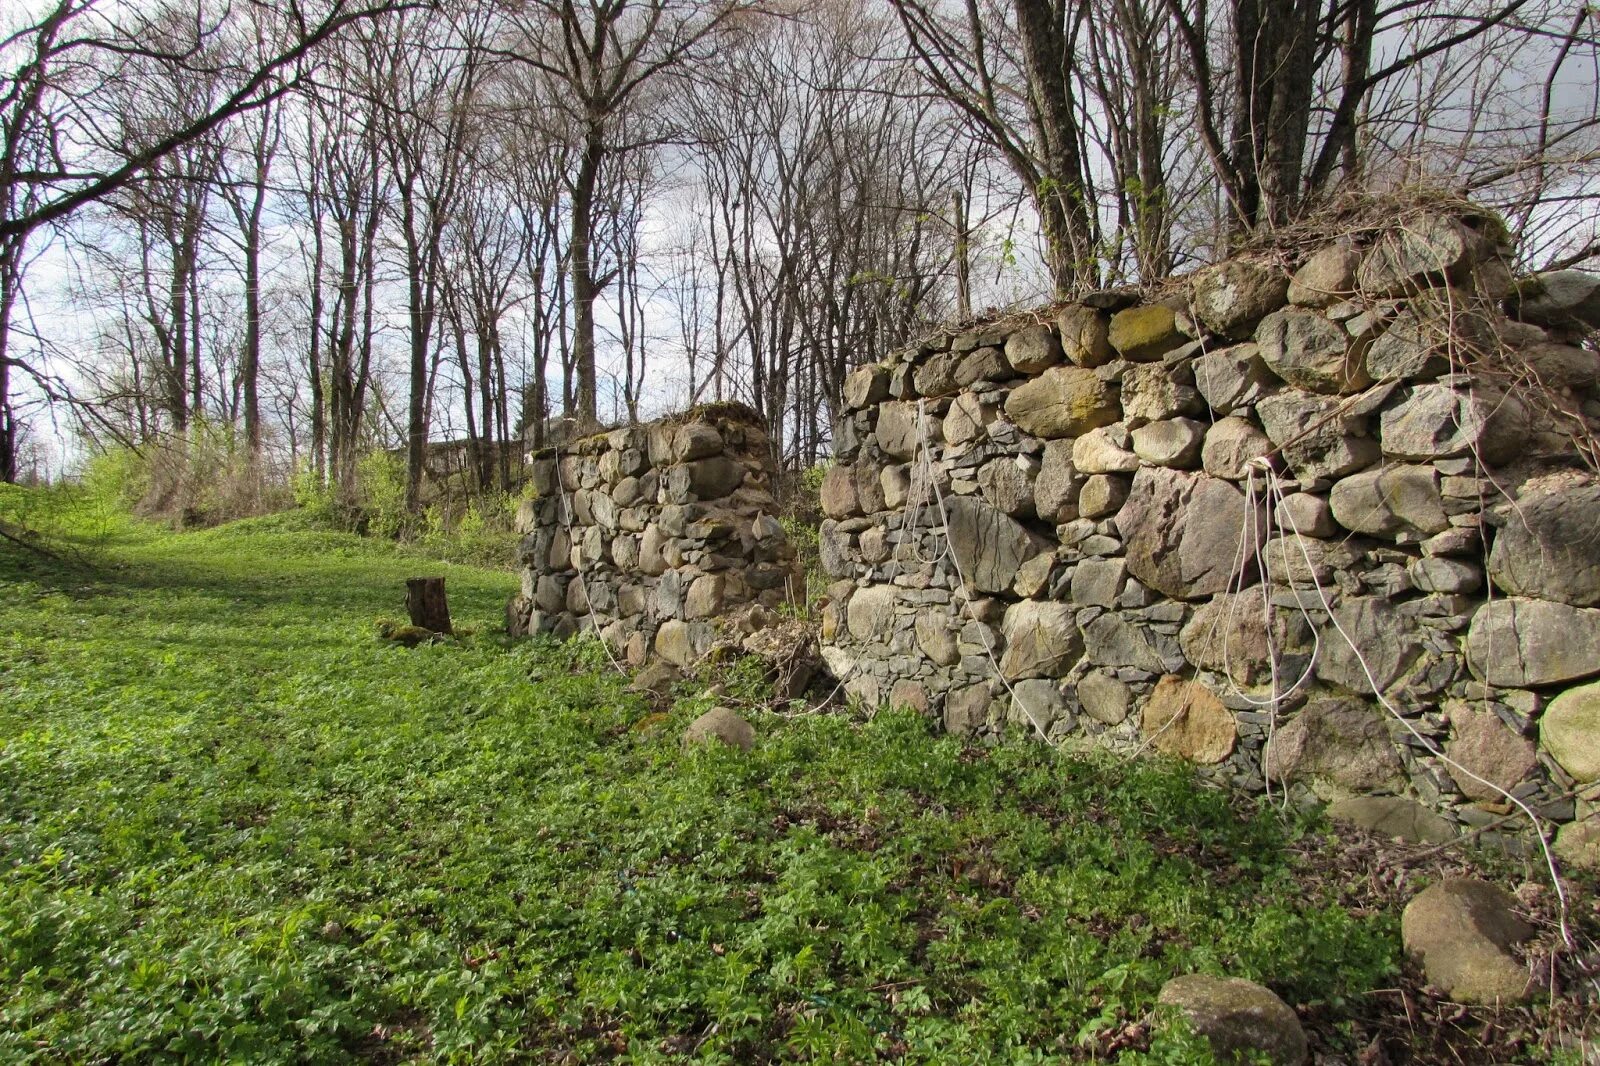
[509,404,802,670]
[819,209,1600,843]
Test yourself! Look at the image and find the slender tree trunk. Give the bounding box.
[0,236,21,483]
[569,131,603,428]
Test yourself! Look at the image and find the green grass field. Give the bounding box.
[0,489,1413,1062]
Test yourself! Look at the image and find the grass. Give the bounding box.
[0,487,1411,1063]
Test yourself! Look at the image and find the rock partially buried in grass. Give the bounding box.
[1401,878,1534,1004]
[630,661,681,698]
[682,707,755,751]
[1326,795,1455,845]
[1156,974,1307,1065]
[376,621,443,647]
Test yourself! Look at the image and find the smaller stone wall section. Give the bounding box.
[509,404,801,668]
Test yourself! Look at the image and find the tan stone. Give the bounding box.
[1140,676,1236,763]
[682,706,755,751]
[1004,366,1121,439]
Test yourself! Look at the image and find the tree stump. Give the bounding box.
[405,578,454,634]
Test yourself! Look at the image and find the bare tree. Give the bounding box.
[495,0,761,428]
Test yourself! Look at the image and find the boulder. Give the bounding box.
[1541,681,1600,782]
[889,679,931,714]
[1379,383,1524,463]
[1264,698,1405,794]
[1328,464,1449,537]
[1132,418,1205,468]
[978,457,1037,517]
[1004,322,1064,373]
[1314,597,1425,695]
[876,400,923,460]
[818,519,853,579]
[1121,361,1203,426]
[1194,343,1275,414]
[677,456,745,499]
[1288,243,1359,308]
[943,494,1049,595]
[1084,612,1176,672]
[1117,467,1268,600]
[954,346,1013,387]
[1401,878,1533,1004]
[846,585,900,643]
[1071,557,1127,608]
[1078,670,1132,724]
[1034,439,1079,522]
[672,422,723,461]
[1366,309,1451,381]
[1201,417,1272,480]
[913,350,963,397]
[1140,676,1237,763]
[841,364,891,409]
[1554,819,1600,870]
[820,464,860,518]
[1156,974,1307,1066]
[1256,392,1381,481]
[1179,590,1315,687]
[999,600,1083,680]
[853,462,887,514]
[684,574,726,620]
[1465,598,1600,687]
[1256,308,1373,393]
[944,683,992,737]
[915,610,960,666]
[1512,269,1600,330]
[655,619,716,670]
[1327,796,1455,844]
[1487,484,1600,607]
[682,706,755,751]
[1008,679,1068,733]
[1409,557,1482,595]
[1273,493,1337,538]
[1358,213,1481,296]
[942,392,996,445]
[1073,425,1140,474]
[1285,529,1373,584]
[1056,305,1115,367]
[881,466,912,509]
[1109,304,1186,362]
[1078,474,1130,519]
[1004,365,1121,438]
[1444,704,1537,801]
[1520,342,1600,389]
[1194,260,1290,338]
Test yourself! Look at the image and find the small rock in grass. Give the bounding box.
[1156,974,1307,1065]
[682,706,755,751]
[630,660,681,698]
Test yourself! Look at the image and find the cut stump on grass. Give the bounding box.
[405,577,454,634]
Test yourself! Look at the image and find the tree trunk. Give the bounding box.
[405,577,453,634]
[569,132,603,428]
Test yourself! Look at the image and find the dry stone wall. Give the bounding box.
[820,209,1600,845]
[509,404,802,669]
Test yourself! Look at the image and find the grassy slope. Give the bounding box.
[0,499,1404,1064]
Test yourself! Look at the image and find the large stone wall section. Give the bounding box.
[509,404,802,669]
[820,209,1600,844]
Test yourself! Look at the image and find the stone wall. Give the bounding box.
[819,209,1600,846]
[509,403,802,669]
